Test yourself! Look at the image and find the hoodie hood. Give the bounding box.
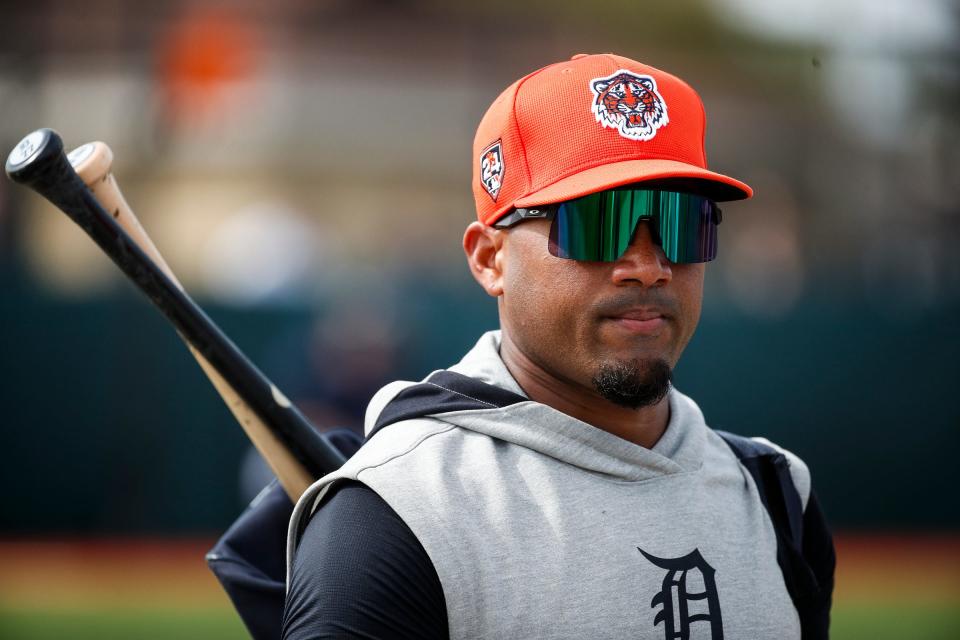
[363,330,707,482]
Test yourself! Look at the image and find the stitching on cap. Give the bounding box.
[511,64,558,196]
[699,94,708,165]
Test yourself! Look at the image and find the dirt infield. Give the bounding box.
[0,538,228,610]
[834,534,960,604]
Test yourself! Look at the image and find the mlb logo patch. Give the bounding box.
[480,140,504,201]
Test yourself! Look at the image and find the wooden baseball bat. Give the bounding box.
[6,129,344,500]
[66,140,325,501]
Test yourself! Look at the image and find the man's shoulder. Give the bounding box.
[348,417,458,475]
[712,431,812,510]
[750,436,811,508]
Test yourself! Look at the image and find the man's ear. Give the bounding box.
[463,221,505,297]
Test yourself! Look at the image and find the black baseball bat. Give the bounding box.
[5,128,346,481]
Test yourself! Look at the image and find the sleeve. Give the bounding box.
[281,481,449,640]
[798,490,836,638]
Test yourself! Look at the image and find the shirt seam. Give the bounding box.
[354,424,459,476]
[424,382,498,409]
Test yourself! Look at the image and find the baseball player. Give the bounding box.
[282,53,835,639]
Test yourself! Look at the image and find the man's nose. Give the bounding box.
[610,221,673,286]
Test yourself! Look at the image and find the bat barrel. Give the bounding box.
[6,129,345,479]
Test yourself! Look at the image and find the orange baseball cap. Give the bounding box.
[473,53,753,226]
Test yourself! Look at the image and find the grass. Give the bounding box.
[2,602,958,639]
[0,607,247,640]
[832,602,960,640]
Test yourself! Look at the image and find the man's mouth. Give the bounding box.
[604,308,667,335]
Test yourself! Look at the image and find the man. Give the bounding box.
[282,53,834,639]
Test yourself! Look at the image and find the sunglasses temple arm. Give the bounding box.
[494,207,556,228]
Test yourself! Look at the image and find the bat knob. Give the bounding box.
[68,141,114,186]
[67,142,97,170]
[5,128,67,186]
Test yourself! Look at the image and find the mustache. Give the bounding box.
[589,290,680,319]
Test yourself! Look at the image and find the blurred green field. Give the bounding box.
[832,603,960,640]
[2,602,959,640]
[0,607,246,640]
[1,536,957,639]
[1,602,958,640]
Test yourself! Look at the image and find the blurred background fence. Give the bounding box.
[0,0,957,638]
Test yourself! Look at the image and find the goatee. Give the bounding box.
[591,358,673,409]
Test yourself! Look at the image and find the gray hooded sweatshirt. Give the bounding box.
[287,331,810,639]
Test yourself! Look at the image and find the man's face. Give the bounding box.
[496,217,705,401]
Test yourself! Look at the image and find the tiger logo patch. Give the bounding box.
[480,140,504,201]
[590,70,668,142]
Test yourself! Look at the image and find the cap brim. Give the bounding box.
[513,159,753,210]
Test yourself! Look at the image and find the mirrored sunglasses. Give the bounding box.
[495,187,722,264]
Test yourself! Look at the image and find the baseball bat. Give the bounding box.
[65,139,331,501]
[5,129,345,500]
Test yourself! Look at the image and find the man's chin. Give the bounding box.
[591,358,673,410]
